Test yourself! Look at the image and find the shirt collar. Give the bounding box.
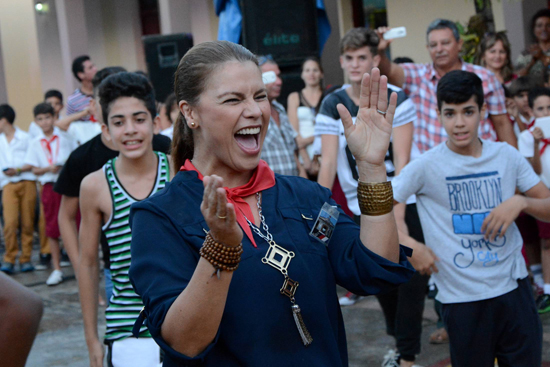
[428,59,465,81]
[271,100,285,113]
[13,127,25,141]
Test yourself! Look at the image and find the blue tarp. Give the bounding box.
[214,0,331,54]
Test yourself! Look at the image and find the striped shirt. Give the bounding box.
[66,89,92,121]
[102,151,170,341]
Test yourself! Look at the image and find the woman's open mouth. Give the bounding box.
[235,127,261,154]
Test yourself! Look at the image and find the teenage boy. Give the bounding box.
[79,72,172,367]
[518,86,550,313]
[314,28,420,367]
[24,103,76,285]
[54,67,171,302]
[0,105,36,274]
[393,70,550,367]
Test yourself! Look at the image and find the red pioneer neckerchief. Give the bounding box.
[181,159,276,247]
[40,135,59,165]
[540,138,550,155]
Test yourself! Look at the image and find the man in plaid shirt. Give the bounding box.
[377,19,516,153]
[259,57,304,177]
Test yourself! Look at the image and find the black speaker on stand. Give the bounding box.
[240,0,319,108]
[142,33,194,103]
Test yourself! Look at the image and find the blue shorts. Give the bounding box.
[441,277,542,367]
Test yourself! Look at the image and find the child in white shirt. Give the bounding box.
[25,103,76,285]
[0,104,36,274]
[518,86,550,313]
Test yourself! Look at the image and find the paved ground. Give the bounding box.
[3,248,550,367]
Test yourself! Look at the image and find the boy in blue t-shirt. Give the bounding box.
[393,70,550,366]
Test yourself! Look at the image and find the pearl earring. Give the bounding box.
[191,122,195,127]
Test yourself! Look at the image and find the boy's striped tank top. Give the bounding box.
[102,151,170,341]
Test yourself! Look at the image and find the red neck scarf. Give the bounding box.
[529,130,550,155]
[40,135,59,165]
[181,160,276,247]
[540,138,550,156]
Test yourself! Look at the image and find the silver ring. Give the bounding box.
[216,215,227,219]
[376,109,387,115]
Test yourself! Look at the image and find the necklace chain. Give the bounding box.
[244,192,273,243]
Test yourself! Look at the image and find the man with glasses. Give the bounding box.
[259,55,305,177]
[377,19,516,153]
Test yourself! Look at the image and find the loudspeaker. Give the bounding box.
[142,33,193,102]
[240,0,318,65]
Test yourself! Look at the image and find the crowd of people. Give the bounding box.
[2,8,550,367]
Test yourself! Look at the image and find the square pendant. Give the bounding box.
[280,276,299,299]
[262,243,295,275]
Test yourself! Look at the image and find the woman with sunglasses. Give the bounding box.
[128,41,413,366]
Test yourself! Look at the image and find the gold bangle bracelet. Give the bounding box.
[357,180,393,216]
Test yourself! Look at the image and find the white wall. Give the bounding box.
[84,0,108,70]
[0,0,44,128]
[385,0,477,63]
[34,0,66,96]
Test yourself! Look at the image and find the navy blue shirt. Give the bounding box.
[129,171,414,366]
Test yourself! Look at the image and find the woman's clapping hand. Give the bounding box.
[201,175,243,247]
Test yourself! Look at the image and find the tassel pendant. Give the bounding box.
[291,304,313,346]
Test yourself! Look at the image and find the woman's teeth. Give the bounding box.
[236,127,260,135]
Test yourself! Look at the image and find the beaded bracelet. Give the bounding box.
[357,181,393,216]
[199,232,243,278]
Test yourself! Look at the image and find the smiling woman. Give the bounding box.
[128,40,415,367]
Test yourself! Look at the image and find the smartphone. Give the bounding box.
[383,27,407,40]
[534,116,550,138]
[262,71,277,85]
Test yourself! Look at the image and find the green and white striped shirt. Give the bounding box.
[102,151,170,341]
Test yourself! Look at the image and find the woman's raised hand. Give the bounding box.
[201,175,243,247]
[337,68,397,173]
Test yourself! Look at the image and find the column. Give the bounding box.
[0,0,43,129]
[55,0,89,93]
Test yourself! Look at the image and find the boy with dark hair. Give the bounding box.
[314,28,421,367]
[518,86,550,313]
[57,67,128,146]
[65,55,98,144]
[24,103,75,285]
[79,72,172,366]
[393,70,550,366]
[0,104,36,274]
[507,76,540,136]
[54,67,170,305]
[30,89,65,139]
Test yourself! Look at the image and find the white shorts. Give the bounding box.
[108,337,162,367]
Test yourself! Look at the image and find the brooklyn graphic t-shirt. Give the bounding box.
[393,139,540,304]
